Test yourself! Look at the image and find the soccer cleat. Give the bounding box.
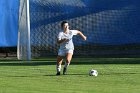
[56,72,60,75]
[63,67,67,75]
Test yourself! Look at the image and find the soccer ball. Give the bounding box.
[89,69,98,76]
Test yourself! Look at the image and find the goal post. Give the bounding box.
[17,0,31,60]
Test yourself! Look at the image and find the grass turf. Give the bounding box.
[0,58,140,93]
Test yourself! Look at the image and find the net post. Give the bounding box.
[26,0,31,61]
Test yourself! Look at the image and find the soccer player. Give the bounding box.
[56,21,87,75]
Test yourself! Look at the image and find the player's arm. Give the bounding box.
[57,32,69,44]
[57,38,68,44]
[77,31,87,41]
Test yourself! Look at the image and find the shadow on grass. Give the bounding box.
[3,74,88,78]
[2,72,139,78]
[44,73,88,76]
[0,62,55,66]
[0,58,140,66]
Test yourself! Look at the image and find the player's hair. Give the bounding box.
[61,21,68,28]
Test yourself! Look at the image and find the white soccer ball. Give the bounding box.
[89,69,98,76]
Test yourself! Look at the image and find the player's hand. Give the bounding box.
[63,38,69,42]
[83,36,87,41]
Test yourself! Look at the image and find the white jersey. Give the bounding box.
[57,30,78,50]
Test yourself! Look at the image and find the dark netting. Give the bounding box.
[29,0,140,57]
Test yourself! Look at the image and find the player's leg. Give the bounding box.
[56,55,63,75]
[63,50,73,75]
[56,49,65,75]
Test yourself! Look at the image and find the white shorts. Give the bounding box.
[58,49,73,56]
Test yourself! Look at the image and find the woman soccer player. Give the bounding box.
[56,21,87,75]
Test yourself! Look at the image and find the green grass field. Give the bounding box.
[0,58,140,93]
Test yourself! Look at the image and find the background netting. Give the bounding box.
[28,0,140,58]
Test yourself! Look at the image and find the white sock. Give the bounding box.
[64,62,70,68]
[56,64,61,72]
